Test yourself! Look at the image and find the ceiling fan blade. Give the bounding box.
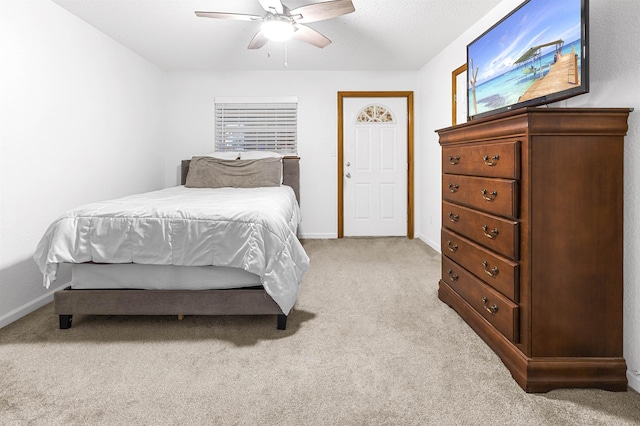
[289,0,355,24]
[292,24,331,48]
[248,31,269,49]
[258,0,284,14]
[195,11,262,22]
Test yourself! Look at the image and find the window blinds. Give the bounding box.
[214,99,298,154]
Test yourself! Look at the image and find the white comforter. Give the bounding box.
[33,185,310,314]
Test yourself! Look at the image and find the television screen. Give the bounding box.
[467,0,588,120]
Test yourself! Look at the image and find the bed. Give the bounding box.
[33,156,309,330]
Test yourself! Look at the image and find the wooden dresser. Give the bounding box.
[437,107,631,393]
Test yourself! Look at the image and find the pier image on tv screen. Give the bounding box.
[467,0,587,120]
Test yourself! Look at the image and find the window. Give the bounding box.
[214,97,298,154]
[356,104,394,123]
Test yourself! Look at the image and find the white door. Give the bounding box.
[343,97,408,236]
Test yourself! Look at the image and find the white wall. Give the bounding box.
[416,0,640,391]
[163,71,417,238]
[0,0,165,327]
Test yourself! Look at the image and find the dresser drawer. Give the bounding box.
[442,140,520,179]
[443,174,518,219]
[442,201,520,260]
[442,228,519,301]
[441,256,519,343]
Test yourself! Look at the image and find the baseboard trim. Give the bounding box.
[299,233,338,239]
[417,234,441,253]
[627,370,640,392]
[304,232,442,248]
[0,283,67,329]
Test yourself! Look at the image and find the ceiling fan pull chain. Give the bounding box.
[284,41,288,68]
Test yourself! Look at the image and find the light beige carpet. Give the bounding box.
[1,238,639,425]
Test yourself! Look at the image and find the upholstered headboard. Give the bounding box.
[181,156,301,204]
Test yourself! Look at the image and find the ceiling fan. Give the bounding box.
[195,0,355,49]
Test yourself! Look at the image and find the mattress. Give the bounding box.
[71,263,261,291]
[34,185,310,314]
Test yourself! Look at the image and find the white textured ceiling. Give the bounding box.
[51,0,502,71]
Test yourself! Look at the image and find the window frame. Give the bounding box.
[214,97,298,154]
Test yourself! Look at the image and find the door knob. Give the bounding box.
[346,162,351,167]
[345,172,351,178]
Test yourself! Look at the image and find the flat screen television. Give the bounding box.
[467,0,589,120]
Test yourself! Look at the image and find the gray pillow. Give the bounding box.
[185,156,282,188]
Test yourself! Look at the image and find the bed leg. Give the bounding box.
[177,314,184,321]
[59,315,73,329]
[277,314,287,330]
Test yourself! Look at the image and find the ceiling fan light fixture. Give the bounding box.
[262,16,294,41]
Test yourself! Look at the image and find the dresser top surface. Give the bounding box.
[437,107,631,145]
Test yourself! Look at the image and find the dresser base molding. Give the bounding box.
[439,281,628,393]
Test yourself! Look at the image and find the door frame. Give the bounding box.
[337,91,414,239]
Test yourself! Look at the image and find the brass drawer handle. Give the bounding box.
[482,296,499,314]
[448,155,460,165]
[481,189,497,201]
[448,183,459,193]
[482,260,499,277]
[447,268,458,281]
[448,212,459,222]
[482,225,499,239]
[483,154,500,166]
[447,241,458,252]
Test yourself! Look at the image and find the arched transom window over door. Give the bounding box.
[357,104,395,123]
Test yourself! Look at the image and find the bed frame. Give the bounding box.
[54,156,301,331]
